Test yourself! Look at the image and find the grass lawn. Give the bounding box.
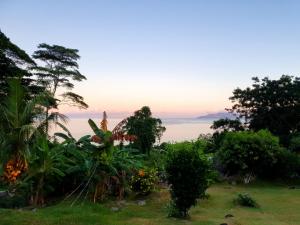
[0,182,299,225]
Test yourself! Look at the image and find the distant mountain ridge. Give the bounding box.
[196,112,235,120]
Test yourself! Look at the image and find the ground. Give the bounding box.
[0,182,299,225]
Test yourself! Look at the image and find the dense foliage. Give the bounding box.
[216,130,282,179]
[130,168,158,195]
[211,118,244,132]
[123,106,166,154]
[228,75,300,145]
[0,30,38,101]
[1,30,299,222]
[165,144,209,218]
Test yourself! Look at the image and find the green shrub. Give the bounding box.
[165,141,220,184]
[216,130,282,179]
[0,183,30,208]
[289,135,300,153]
[145,148,168,181]
[271,150,300,179]
[165,145,209,218]
[130,167,158,195]
[0,192,28,208]
[234,193,259,208]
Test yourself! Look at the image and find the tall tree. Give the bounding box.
[123,106,166,154]
[0,30,37,100]
[228,75,300,144]
[32,43,88,108]
[32,43,88,133]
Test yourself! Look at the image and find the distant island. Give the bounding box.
[196,112,235,120]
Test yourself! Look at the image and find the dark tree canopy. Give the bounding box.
[124,106,166,154]
[228,75,300,143]
[0,30,37,100]
[211,118,244,132]
[32,43,88,109]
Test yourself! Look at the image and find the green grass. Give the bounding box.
[0,182,299,225]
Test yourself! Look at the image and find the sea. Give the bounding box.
[51,117,213,143]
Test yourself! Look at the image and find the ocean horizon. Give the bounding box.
[51,117,214,143]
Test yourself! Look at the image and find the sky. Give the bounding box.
[1,0,300,118]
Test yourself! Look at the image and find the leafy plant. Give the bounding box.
[123,106,166,155]
[228,75,300,145]
[0,79,47,183]
[216,130,282,179]
[270,149,300,179]
[289,134,300,153]
[26,136,70,206]
[234,193,259,208]
[165,145,209,218]
[130,167,158,195]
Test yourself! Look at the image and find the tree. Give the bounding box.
[208,118,245,153]
[0,30,38,100]
[228,75,300,144]
[123,106,166,154]
[211,118,244,132]
[0,79,42,182]
[0,78,62,183]
[32,43,88,134]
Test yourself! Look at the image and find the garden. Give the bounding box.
[0,30,300,225]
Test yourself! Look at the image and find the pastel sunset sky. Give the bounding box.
[1,0,300,117]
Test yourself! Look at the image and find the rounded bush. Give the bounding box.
[166,145,209,218]
[216,130,282,178]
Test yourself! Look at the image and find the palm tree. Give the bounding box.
[0,79,65,183]
[0,79,38,182]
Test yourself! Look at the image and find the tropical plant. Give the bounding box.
[0,79,41,183]
[55,117,142,203]
[110,147,144,198]
[26,136,70,206]
[87,118,143,201]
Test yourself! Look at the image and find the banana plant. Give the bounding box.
[26,136,70,206]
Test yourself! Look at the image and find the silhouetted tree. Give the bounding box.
[228,75,300,144]
[32,43,88,133]
[0,30,38,100]
[211,118,244,132]
[124,106,166,154]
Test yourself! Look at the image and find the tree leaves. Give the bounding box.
[123,106,166,154]
[228,75,300,144]
[32,43,88,109]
